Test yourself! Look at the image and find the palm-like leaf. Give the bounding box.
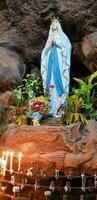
[74,78,86,87]
[65,71,97,124]
[88,71,97,84]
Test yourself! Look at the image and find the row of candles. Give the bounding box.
[1,151,97,200]
[0,168,97,193]
[0,166,97,199]
[1,151,97,183]
[0,175,97,198]
[0,151,23,176]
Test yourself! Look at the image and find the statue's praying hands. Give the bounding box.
[49,35,56,46]
[49,20,58,46]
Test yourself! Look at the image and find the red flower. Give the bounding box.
[31,105,40,112]
[31,101,43,112]
[16,108,21,113]
[50,84,55,89]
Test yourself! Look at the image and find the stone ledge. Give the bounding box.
[0,120,97,175]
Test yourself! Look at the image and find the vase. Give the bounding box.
[31,112,43,121]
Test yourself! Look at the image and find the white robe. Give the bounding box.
[41,22,72,116]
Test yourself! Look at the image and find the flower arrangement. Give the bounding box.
[27,96,50,125]
[31,96,49,115]
[11,73,45,126]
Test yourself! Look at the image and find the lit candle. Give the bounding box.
[10,152,14,174]
[0,158,2,173]
[2,151,9,176]
[1,152,5,174]
[5,151,9,166]
[18,152,23,173]
[4,151,9,175]
[2,160,6,176]
[2,152,5,161]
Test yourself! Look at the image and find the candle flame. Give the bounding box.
[6,151,9,156]
[10,151,14,156]
[19,152,23,157]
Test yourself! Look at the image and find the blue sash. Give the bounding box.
[46,45,64,96]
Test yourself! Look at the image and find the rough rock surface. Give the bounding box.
[1,91,16,108]
[0,120,97,175]
[0,47,26,90]
[0,97,6,124]
[0,0,97,91]
[82,32,97,73]
[0,91,16,123]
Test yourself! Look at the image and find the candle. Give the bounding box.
[11,175,15,185]
[50,181,55,192]
[0,158,1,173]
[18,152,23,173]
[94,174,97,188]
[34,180,39,191]
[55,169,59,179]
[10,152,14,174]
[5,151,9,167]
[1,151,5,173]
[81,173,86,192]
[2,152,5,161]
[13,186,20,197]
[27,168,33,177]
[3,151,9,176]
[44,191,51,200]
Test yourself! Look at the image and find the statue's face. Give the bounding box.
[51,20,58,32]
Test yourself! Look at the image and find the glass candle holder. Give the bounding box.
[13,186,20,197]
[44,190,51,200]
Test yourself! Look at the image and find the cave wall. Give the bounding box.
[0,0,97,90]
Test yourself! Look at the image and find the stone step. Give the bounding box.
[41,117,64,126]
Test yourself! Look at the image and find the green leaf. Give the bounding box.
[93,82,97,87]
[74,113,80,122]
[74,78,86,87]
[83,102,93,110]
[88,71,97,84]
[80,114,86,124]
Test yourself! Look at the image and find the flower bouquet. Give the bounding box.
[27,96,50,125]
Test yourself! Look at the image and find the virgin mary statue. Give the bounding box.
[41,18,72,117]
